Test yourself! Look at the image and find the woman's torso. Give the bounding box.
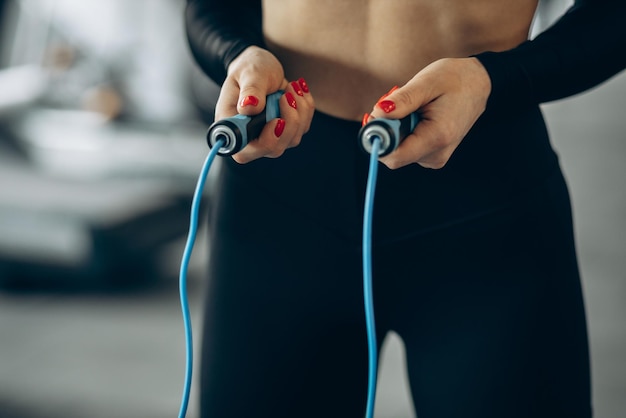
[244,0,561,243]
[263,0,539,121]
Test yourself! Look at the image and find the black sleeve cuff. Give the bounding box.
[185,0,265,85]
[473,48,535,112]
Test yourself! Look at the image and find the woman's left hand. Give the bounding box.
[365,57,492,170]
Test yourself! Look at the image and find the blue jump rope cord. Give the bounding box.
[363,137,381,418]
[178,139,224,418]
[177,136,381,418]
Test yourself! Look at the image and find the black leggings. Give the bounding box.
[199,109,591,417]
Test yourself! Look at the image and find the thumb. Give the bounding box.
[237,86,268,117]
[236,70,286,116]
[368,78,433,122]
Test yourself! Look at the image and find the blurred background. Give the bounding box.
[0,0,623,417]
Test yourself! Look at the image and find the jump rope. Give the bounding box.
[177,91,419,418]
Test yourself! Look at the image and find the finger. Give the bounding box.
[260,88,303,154]
[272,89,303,150]
[232,118,288,164]
[214,78,242,121]
[292,77,315,133]
[233,90,301,163]
[235,70,276,117]
[286,78,314,136]
[368,75,437,122]
[230,78,313,163]
[379,119,453,170]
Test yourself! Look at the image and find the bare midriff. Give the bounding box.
[263,0,538,121]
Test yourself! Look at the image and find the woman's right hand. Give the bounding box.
[216,46,314,164]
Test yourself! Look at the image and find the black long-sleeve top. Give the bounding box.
[185,0,626,109]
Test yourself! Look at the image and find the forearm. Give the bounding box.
[475,0,626,109]
[185,0,265,85]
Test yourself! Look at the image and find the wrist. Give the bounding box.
[227,45,261,75]
[467,57,492,105]
[226,46,286,89]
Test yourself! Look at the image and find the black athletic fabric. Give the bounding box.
[475,0,626,110]
[200,110,591,417]
[185,0,264,84]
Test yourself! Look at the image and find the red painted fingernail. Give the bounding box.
[285,92,297,109]
[274,118,286,137]
[240,95,259,107]
[378,100,395,113]
[361,113,369,127]
[298,77,309,93]
[291,81,304,96]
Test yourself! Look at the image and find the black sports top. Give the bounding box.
[185,0,626,110]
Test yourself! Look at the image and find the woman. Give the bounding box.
[185,1,625,416]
